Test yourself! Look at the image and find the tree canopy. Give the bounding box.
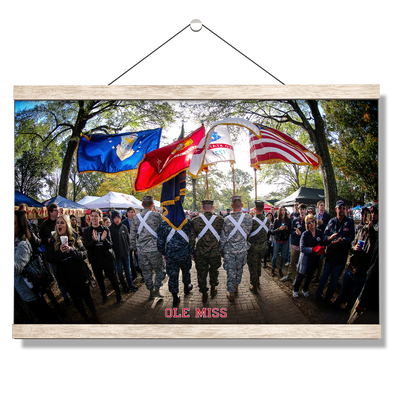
[322,100,378,202]
[14,100,378,208]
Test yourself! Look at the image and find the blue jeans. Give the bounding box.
[271,241,289,269]
[315,260,346,302]
[334,268,366,308]
[114,257,134,289]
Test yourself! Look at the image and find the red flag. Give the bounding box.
[134,125,205,192]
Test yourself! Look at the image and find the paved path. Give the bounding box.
[104,262,309,325]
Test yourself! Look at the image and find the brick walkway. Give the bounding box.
[104,262,309,324]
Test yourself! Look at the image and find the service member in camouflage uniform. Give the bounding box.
[129,196,166,299]
[220,195,253,301]
[189,199,224,302]
[247,200,271,294]
[157,218,193,306]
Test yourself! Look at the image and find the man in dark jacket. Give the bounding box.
[109,211,138,293]
[314,200,355,305]
[121,206,139,281]
[316,200,331,232]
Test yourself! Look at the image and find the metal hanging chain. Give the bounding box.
[106,17,286,85]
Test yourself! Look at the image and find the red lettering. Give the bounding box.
[172,308,182,318]
[212,308,220,318]
[195,308,207,318]
[165,308,173,318]
[219,308,227,318]
[207,308,211,318]
[182,308,190,318]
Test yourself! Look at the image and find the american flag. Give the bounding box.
[250,125,321,170]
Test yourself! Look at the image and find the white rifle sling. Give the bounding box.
[166,227,189,244]
[227,214,247,240]
[250,216,269,237]
[137,212,158,239]
[197,215,220,241]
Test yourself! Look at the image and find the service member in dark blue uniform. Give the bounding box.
[157,219,193,306]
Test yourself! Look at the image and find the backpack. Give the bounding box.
[22,251,55,296]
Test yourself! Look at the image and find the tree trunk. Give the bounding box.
[306,100,338,215]
[58,103,88,198]
[289,100,338,215]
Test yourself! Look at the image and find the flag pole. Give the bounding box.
[254,167,257,200]
[232,165,235,195]
[206,169,209,199]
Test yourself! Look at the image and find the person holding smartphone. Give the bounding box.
[270,206,291,277]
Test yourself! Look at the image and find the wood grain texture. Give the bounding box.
[14,84,380,100]
[12,324,381,339]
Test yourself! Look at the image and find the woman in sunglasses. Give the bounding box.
[292,214,325,298]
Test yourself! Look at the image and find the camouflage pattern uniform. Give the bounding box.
[220,196,253,295]
[157,220,193,294]
[129,204,165,292]
[189,200,224,294]
[248,203,271,291]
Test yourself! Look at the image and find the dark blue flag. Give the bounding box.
[161,171,188,230]
[77,128,162,174]
[161,123,187,230]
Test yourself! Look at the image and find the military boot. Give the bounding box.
[210,286,217,297]
[227,291,235,301]
[172,293,180,306]
[149,289,155,299]
[249,284,258,294]
[184,283,193,295]
[202,292,208,303]
[153,287,164,298]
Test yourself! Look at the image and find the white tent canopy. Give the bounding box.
[115,192,144,208]
[77,195,100,206]
[83,191,143,210]
[116,192,161,209]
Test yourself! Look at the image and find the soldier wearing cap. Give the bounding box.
[314,200,355,306]
[247,200,271,294]
[129,195,166,299]
[189,199,224,302]
[220,195,253,301]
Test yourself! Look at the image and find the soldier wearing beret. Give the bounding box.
[247,200,270,294]
[220,195,253,301]
[129,196,166,299]
[189,199,224,302]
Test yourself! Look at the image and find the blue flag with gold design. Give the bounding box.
[161,171,187,230]
[161,122,187,230]
[77,128,162,174]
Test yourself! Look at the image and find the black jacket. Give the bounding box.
[39,218,57,253]
[83,225,114,267]
[271,217,291,242]
[109,222,130,259]
[47,232,91,295]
